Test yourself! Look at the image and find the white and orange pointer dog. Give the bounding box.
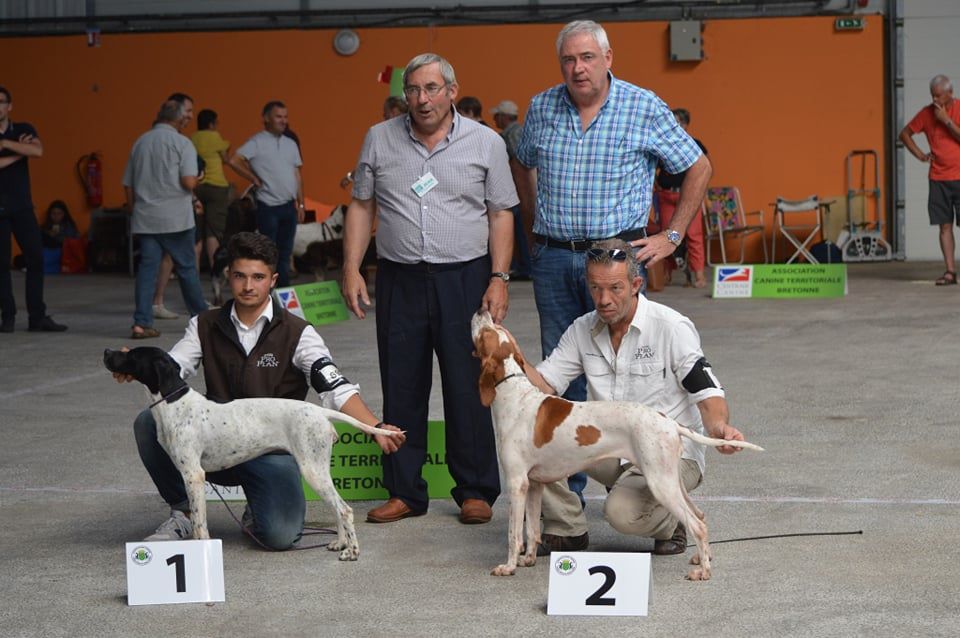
[471,310,763,580]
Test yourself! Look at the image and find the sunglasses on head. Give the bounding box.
[586,248,629,261]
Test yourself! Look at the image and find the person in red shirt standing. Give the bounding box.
[900,74,960,285]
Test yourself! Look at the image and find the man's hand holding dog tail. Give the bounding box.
[374,423,405,454]
[697,396,745,455]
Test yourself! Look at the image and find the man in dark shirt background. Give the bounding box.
[0,86,67,333]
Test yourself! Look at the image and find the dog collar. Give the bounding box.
[494,373,525,388]
[148,385,190,408]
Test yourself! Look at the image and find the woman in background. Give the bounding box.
[40,199,79,249]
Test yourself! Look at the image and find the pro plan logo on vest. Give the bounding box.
[714,267,753,298]
[257,353,280,368]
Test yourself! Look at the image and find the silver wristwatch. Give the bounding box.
[490,272,511,283]
[666,229,682,247]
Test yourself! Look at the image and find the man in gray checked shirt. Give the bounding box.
[343,53,518,527]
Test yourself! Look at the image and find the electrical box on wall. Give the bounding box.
[670,20,703,61]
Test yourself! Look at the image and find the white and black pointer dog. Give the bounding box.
[104,346,400,560]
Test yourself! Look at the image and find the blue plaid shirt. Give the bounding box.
[517,73,702,240]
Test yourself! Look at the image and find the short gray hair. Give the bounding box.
[930,74,953,93]
[556,20,610,57]
[402,53,457,87]
[586,238,641,280]
[156,100,182,124]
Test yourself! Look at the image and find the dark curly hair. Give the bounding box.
[227,232,279,272]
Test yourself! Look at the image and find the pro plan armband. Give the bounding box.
[311,357,351,394]
[681,357,722,394]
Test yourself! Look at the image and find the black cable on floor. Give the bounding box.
[211,484,337,552]
[688,529,863,548]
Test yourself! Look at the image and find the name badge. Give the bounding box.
[411,172,439,198]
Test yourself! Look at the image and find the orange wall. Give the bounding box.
[1,16,884,262]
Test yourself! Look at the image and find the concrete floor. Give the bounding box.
[1,261,958,637]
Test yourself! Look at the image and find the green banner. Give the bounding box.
[274,281,349,325]
[712,264,847,299]
[305,420,455,501]
[389,68,405,97]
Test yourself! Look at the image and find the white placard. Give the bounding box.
[126,540,225,606]
[205,482,246,501]
[547,552,650,616]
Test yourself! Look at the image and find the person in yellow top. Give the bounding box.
[191,109,231,279]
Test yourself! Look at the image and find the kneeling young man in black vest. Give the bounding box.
[119,231,403,548]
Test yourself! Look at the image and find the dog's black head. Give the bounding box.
[103,347,185,398]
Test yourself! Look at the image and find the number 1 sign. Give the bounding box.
[547,552,651,616]
[125,540,225,606]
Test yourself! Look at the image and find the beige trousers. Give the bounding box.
[540,459,702,540]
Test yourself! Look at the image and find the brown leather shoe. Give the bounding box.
[536,531,589,556]
[458,498,492,524]
[653,522,687,555]
[365,498,425,523]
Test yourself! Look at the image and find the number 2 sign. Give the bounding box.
[125,540,225,606]
[547,552,651,616]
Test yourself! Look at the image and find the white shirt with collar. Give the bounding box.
[536,296,725,475]
[168,301,360,410]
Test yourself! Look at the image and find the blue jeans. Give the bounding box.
[531,242,648,503]
[134,409,305,550]
[255,200,297,287]
[134,228,208,327]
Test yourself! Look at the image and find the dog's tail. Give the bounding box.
[677,426,764,452]
[317,408,403,438]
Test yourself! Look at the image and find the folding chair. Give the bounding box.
[772,196,822,264]
[702,186,768,265]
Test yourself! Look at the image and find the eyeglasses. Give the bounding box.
[586,248,629,261]
[402,83,447,99]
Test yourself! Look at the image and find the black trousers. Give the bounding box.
[0,207,46,322]
[375,256,500,512]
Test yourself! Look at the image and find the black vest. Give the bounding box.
[196,299,310,403]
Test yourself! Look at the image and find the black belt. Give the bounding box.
[380,255,485,272]
[534,228,647,252]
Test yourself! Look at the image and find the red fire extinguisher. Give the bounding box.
[76,152,103,208]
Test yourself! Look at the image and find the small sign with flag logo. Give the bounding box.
[714,266,753,298]
[273,281,348,325]
[712,264,846,299]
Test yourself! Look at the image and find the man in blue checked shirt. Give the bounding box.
[515,19,712,556]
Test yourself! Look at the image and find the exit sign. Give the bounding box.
[835,17,865,31]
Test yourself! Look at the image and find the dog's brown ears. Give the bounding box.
[476,328,505,407]
[478,358,498,407]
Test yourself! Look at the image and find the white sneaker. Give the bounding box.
[152,304,180,320]
[144,510,193,541]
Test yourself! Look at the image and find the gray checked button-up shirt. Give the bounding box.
[122,123,198,235]
[352,111,518,264]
